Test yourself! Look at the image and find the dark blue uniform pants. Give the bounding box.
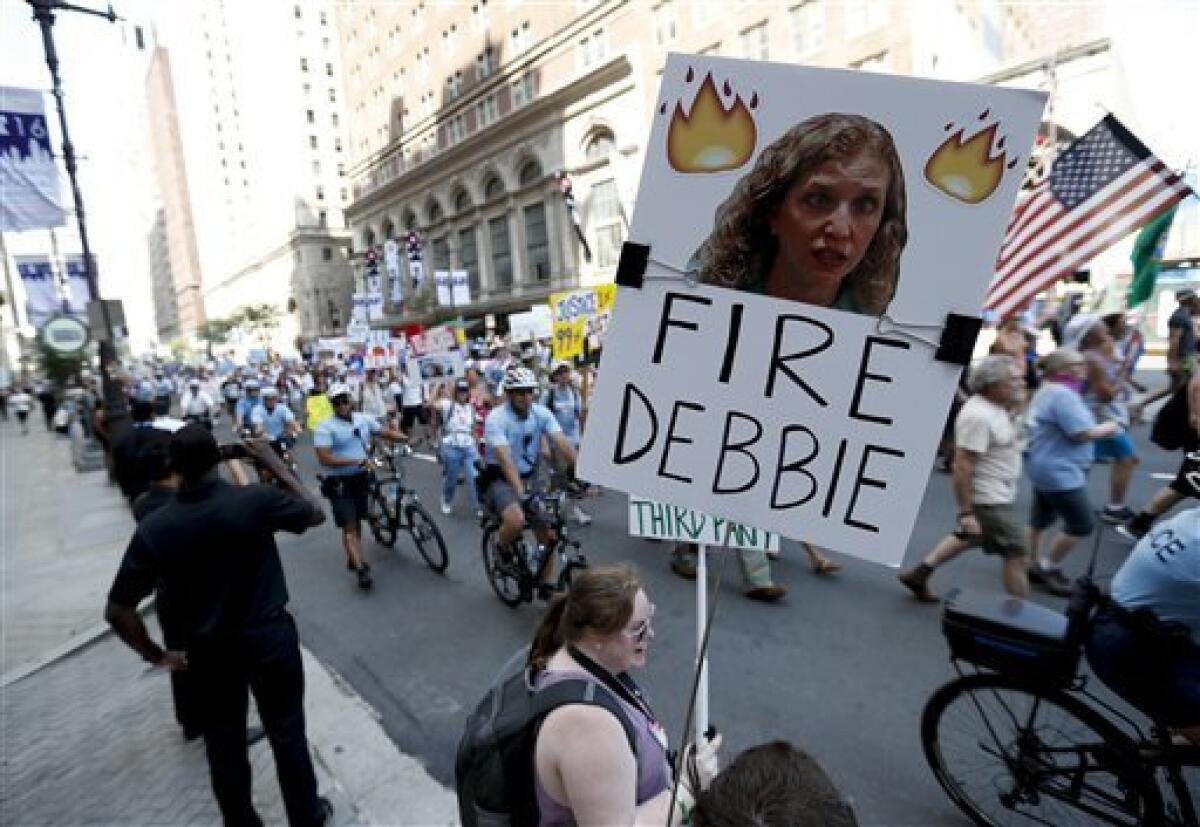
[194,613,323,827]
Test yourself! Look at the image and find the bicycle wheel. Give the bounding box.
[405,501,448,573]
[480,526,524,608]
[367,487,397,547]
[922,672,1162,827]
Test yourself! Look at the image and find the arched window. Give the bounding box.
[585,128,615,161]
[483,175,505,200]
[381,218,395,240]
[403,210,418,231]
[517,159,542,186]
[362,227,376,248]
[453,188,472,213]
[427,198,443,223]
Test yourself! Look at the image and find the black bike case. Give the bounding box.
[942,590,1079,685]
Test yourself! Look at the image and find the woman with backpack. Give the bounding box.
[526,564,721,825]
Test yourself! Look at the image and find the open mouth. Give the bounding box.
[811,248,849,269]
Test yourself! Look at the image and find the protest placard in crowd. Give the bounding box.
[578,56,1045,566]
[551,284,616,360]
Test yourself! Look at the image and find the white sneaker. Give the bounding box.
[440,498,452,515]
[572,504,592,526]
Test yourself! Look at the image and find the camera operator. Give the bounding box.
[104,425,333,826]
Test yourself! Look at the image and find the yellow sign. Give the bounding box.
[550,284,615,361]
[306,394,333,430]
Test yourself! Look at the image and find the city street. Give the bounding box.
[276,419,1192,825]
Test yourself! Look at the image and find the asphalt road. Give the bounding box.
[269,420,1187,825]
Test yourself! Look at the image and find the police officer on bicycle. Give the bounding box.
[253,387,301,447]
[313,383,407,590]
[481,365,578,596]
[234,379,262,436]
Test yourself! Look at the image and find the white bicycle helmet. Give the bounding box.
[262,386,279,398]
[502,365,538,392]
[326,383,352,401]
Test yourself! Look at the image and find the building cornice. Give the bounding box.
[977,37,1111,85]
[346,54,632,220]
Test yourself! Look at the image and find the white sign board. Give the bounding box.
[577,55,1045,566]
[629,497,779,552]
[408,324,458,356]
[509,305,554,341]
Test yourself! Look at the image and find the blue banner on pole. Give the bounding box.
[0,87,66,232]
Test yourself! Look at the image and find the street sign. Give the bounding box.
[39,313,89,355]
[86,299,124,342]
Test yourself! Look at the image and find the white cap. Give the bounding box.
[326,383,352,401]
[262,386,279,398]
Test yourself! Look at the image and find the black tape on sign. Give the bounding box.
[614,242,650,289]
[936,313,983,366]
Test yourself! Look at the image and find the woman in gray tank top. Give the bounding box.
[527,564,722,825]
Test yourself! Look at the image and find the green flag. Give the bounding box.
[1127,205,1177,308]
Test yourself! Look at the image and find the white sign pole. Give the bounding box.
[694,543,709,746]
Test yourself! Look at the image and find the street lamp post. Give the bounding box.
[27,0,127,432]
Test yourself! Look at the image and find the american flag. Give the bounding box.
[984,115,1193,318]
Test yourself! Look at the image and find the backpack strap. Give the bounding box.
[528,676,639,757]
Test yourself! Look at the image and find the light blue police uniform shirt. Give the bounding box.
[235,395,260,428]
[483,402,561,477]
[313,412,381,476]
[1024,382,1096,492]
[252,403,296,439]
[543,386,581,442]
[1112,508,1200,643]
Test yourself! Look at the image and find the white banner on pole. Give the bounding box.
[451,269,470,306]
[0,87,66,232]
[384,238,403,303]
[65,255,89,316]
[366,292,385,321]
[15,255,60,327]
[434,270,452,306]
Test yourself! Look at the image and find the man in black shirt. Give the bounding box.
[112,395,172,504]
[106,425,330,826]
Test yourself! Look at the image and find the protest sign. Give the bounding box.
[629,496,779,552]
[577,56,1045,566]
[408,324,457,356]
[550,284,616,360]
[509,305,553,342]
[364,330,397,368]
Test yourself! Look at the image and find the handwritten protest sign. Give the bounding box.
[577,56,1045,566]
[629,497,779,552]
[408,324,457,356]
[551,285,617,360]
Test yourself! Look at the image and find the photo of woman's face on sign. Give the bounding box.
[693,113,908,317]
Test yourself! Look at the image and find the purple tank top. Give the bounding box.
[533,668,672,826]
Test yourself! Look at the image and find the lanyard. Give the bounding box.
[566,644,659,726]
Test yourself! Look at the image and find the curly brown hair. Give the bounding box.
[696,112,907,316]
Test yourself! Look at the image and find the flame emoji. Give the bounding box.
[924,119,1013,205]
[666,72,757,174]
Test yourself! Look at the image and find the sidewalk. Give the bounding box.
[1,421,457,825]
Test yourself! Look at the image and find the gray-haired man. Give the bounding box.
[899,354,1028,601]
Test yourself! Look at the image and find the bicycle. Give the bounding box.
[920,531,1199,826]
[479,474,589,607]
[365,442,449,574]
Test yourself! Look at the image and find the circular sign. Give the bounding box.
[39,314,90,355]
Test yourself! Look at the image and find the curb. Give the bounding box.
[0,597,155,689]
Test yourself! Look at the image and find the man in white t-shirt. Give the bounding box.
[899,354,1029,600]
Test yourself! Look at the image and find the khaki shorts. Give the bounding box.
[968,503,1028,559]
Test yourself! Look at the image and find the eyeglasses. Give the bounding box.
[622,604,656,643]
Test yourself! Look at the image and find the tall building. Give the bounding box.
[145,47,205,341]
[336,0,1059,329]
[158,0,355,347]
